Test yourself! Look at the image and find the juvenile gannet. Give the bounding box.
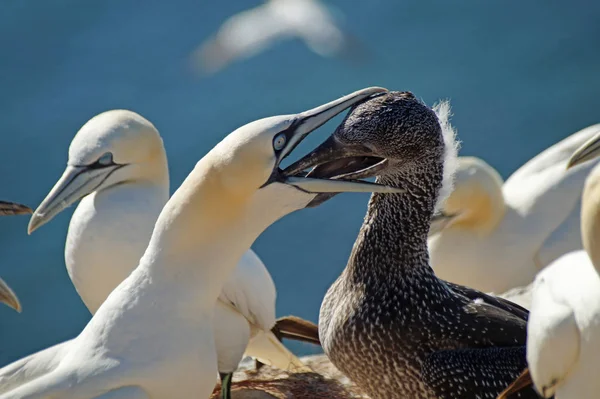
[193,0,357,74]
[285,91,542,398]
[0,201,32,313]
[499,131,600,399]
[428,124,600,294]
[0,87,401,399]
[1,110,314,397]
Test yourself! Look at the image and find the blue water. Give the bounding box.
[0,0,599,366]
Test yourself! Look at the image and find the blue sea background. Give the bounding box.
[0,0,599,366]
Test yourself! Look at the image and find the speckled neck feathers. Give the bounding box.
[319,92,536,399]
[341,92,457,286]
[347,159,443,286]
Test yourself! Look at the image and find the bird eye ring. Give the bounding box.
[273,133,287,151]
[97,152,114,166]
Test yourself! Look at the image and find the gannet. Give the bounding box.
[428,124,600,294]
[192,0,357,74]
[0,201,32,313]
[1,110,315,397]
[285,91,542,398]
[499,130,600,399]
[0,87,402,399]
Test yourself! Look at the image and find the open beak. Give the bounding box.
[428,211,459,236]
[0,278,21,313]
[28,163,123,234]
[567,131,600,169]
[278,87,404,199]
[283,128,395,206]
[0,201,32,216]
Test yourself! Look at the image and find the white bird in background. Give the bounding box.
[499,131,600,399]
[0,201,32,313]
[0,110,318,397]
[0,87,398,399]
[193,0,359,74]
[428,124,600,295]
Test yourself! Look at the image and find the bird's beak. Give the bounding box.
[280,87,404,198]
[28,163,123,234]
[567,131,600,169]
[0,278,21,313]
[428,211,459,236]
[283,123,396,206]
[0,201,32,216]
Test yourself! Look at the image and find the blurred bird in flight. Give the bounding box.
[191,0,362,74]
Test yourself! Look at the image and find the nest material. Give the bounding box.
[210,355,369,399]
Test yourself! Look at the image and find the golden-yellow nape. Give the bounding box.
[200,87,405,201]
[429,156,505,234]
[28,110,167,234]
[568,130,600,169]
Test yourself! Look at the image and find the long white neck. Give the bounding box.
[138,159,309,309]
[66,176,169,314]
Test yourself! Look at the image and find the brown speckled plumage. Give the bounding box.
[210,355,368,399]
[315,92,541,399]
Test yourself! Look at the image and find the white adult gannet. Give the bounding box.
[0,110,314,396]
[0,87,400,399]
[193,0,357,74]
[428,124,600,294]
[499,131,600,399]
[0,201,32,313]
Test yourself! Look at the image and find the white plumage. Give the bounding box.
[525,146,600,398]
[0,87,392,398]
[193,0,356,73]
[429,124,600,294]
[0,110,304,394]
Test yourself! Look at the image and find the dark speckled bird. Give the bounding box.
[285,91,542,399]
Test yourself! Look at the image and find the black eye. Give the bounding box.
[273,133,287,151]
[97,152,114,166]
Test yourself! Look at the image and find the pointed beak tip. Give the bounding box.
[352,86,388,102]
[566,155,584,170]
[15,207,33,216]
[369,86,388,94]
[27,216,41,235]
[0,292,21,313]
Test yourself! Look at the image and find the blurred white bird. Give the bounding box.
[499,131,600,399]
[428,124,600,294]
[193,0,360,74]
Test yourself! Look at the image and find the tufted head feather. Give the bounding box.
[308,92,461,210]
[432,100,460,212]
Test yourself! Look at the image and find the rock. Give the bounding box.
[210,354,368,399]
